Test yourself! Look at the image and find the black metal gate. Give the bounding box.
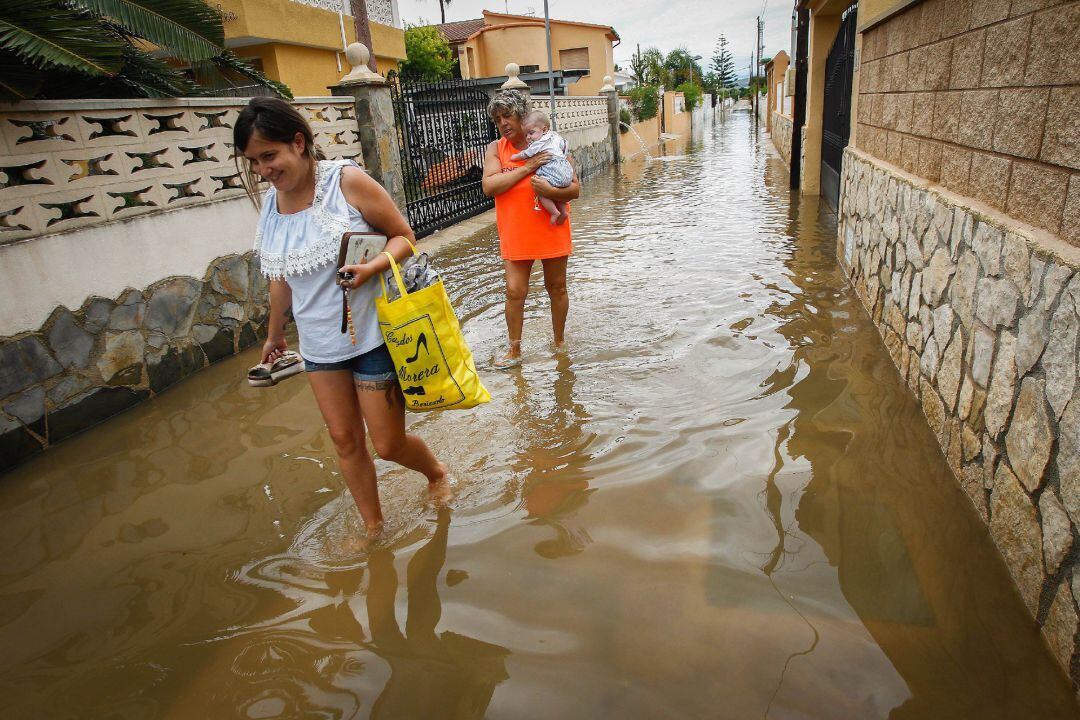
[388,72,498,238]
[820,2,858,211]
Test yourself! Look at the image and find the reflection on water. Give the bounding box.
[1,109,1077,718]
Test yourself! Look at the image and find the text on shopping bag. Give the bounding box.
[383,314,466,410]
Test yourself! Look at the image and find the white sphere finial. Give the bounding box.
[599,75,616,93]
[502,62,528,90]
[340,42,384,84]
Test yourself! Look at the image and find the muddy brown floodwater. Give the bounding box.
[2,110,1077,719]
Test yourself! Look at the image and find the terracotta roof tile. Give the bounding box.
[433,18,486,43]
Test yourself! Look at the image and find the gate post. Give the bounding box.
[599,75,621,165]
[330,43,406,210]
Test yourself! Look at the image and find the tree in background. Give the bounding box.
[424,0,453,25]
[710,35,737,97]
[629,46,664,86]
[626,84,659,121]
[400,23,455,80]
[675,81,701,110]
[663,47,702,87]
[0,0,289,100]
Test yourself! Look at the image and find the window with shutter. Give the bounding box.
[559,47,591,73]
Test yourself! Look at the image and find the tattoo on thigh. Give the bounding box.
[355,378,397,392]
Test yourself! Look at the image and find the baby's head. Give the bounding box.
[523,110,551,143]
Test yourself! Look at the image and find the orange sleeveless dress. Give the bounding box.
[494,137,573,261]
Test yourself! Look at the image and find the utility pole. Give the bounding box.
[749,56,753,117]
[753,15,763,125]
[543,0,557,129]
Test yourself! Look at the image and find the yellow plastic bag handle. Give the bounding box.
[379,250,409,301]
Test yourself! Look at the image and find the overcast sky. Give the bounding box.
[396,0,795,78]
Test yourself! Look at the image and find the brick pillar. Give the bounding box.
[329,43,406,210]
[600,76,621,165]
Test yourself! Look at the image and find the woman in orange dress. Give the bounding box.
[482,90,581,367]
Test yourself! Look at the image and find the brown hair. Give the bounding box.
[233,97,325,207]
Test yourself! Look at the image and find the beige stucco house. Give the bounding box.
[433,10,620,97]
[217,0,407,96]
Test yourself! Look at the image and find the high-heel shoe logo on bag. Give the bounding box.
[376,249,490,412]
[384,323,465,409]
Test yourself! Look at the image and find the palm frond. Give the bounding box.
[0,0,124,75]
[32,45,205,98]
[0,49,44,100]
[200,51,293,99]
[113,44,206,96]
[75,0,224,61]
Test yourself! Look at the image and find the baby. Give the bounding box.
[511,110,573,225]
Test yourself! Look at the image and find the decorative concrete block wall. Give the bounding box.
[0,98,363,244]
[771,111,794,166]
[855,0,1080,247]
[838,147,1080,680]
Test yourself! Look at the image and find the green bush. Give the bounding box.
[627,85,659,121]
[401,24,455,81]
[676,81,702,110]
[619,107,632,132]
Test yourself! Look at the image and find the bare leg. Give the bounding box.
[358,379,449,502]
[502,259,533,362]
[541,256,569,346]
[554,200,568,225]
[306,370,383,532]
[538,196,562,225]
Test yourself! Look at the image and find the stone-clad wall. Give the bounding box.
[771,111,793,166]
[838,147,1080,679]
[856,0,1080,247]
[0,253,268,473]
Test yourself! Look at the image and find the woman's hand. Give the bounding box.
[532,171,581,202]
[523,151,552,172]
[530,175,553,195]
[338,259,381,290]
[262,335,288,364]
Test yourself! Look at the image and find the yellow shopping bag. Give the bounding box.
[376,251,490,412]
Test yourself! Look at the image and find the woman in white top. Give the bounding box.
[235,98,448,535]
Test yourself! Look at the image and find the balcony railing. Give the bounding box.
[286,0,400,28]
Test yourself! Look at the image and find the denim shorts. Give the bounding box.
[303,343,397,384]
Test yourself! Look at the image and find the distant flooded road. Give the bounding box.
[2,109,1076,719]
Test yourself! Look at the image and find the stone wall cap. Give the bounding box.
[501,63,529,90]
[338,43,386,85]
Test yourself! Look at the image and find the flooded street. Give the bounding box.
[2,110,1077,718]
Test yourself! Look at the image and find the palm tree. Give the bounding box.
[427,0,453,24]
[0,0,290,101]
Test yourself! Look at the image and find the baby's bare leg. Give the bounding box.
[538,195,562,223]
[553,200,568,225]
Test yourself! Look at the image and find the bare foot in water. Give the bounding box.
[493,341,522,369]
[338,521,383,555]
[427,463,453,504]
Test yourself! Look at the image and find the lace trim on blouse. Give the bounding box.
[254,160,353,280]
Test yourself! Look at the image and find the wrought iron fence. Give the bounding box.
[388,71,498,238]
